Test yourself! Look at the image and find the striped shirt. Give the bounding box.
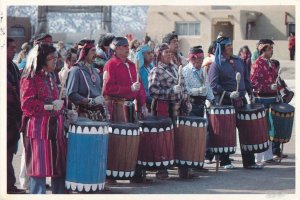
[148,61,188,102]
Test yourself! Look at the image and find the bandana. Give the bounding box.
[154,43,169,67]
[76,41,95,63]
[215,37,232,66]
[110,37,129,50]
[135,44,152,68]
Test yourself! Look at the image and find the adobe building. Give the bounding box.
[146,5,295,60]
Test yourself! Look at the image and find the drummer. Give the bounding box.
[148,43,192,179]
[250,39,287,162]
[208,36,263,169]
[182,46,216,170]
[66,39,106,121]
[103,36,148,122]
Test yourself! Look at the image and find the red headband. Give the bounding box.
[188,53,204,60]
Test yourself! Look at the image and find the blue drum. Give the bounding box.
[269,103,294,143]
[65,117,109,192]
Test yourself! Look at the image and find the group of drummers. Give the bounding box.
[12,31,295,194]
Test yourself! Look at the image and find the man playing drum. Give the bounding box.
[250,39,287,162]
[149,43,192,179]
[208,36,263,169]
[103,37,147,122]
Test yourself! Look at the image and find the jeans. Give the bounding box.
[272,141,282,156]
[30,176,65,194]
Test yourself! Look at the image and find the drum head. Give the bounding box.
[109,122,139,129]
[71,117,108,127]
[139,116,173,129]
[270,103,295,113]
[177,116,207,124]
[238,103,265,114]
[210,105,234,110]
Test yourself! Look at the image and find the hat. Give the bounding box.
[162,31,178,44]
[110,37,129,50]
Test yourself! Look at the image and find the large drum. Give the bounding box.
[175,116,207,168]
[66,118,109,192]
[269,103,294,143]
[207,105,236,154]
[137,116,175,169]
[106,123,140,179]
[237,103,269,153]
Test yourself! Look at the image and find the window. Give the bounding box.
[175,22,200,36]
[287,23,295,36]
[211,6,231,10]
[8,26,25,37]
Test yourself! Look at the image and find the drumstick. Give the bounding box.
[135,60,140,83]
[202,67,207,85]
[236,72,241,92]
[102,71,108,96]
[178,65,183,85]
[219,91,226,106]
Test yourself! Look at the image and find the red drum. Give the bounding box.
[175,116,207,168]
[237,103,269,153]
[207,105,236,154]
[137,116,175,169]
[106,123,140,179]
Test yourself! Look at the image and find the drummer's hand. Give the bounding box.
[187,102,192,113]
[131,82,141,92]
[229,91,239,99]
[53,100,64,111]
[173,85,182,94]
[249,94,255,104]
[199,86,207,95]
[141,105,150,117]
[67,110,78,123]
[270,83,277,91]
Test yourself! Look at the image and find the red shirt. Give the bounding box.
[288,36,295,49]
[103,55,146,105]
[250,56,277,95]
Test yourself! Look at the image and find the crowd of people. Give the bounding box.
[7,30,294,194]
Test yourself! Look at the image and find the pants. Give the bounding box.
[289,47,295,60]
[272,141,282,156]
[29,176,65,194]
[256,141,273,162]
[19,134,29,190]
[7,143,17,190]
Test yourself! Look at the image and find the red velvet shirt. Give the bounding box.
[250,56,278,96]
[103,55,146,105]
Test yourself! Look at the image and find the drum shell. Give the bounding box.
[106,123,140,179]
[175,116,207,168]
[66,118,109,192]
[269,103,294,143]
[207,106,236,154]
[137,116,175,170]
[237,103,269,153]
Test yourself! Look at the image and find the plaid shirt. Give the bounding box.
[148,62,188,102]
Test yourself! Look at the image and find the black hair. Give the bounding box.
[238,45,251,56]
[162,31,178,44]
[36,44,57,71]
[64,48,77,61]
[258,39,274,55]
[208,40,216,54]
[270,59,280,68]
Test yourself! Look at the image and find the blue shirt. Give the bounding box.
[208,55,252,98]
[182,62,214,101]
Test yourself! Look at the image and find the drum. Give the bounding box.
[237,103,269,153]
[106,123,140,179]
[207,105,236,154]
[137,116,175,169]
[65,118,109,192]
[269,103,294,143]
[254,96,277,108]
[175,116,207,168]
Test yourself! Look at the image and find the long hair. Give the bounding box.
[22,44,56,78]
